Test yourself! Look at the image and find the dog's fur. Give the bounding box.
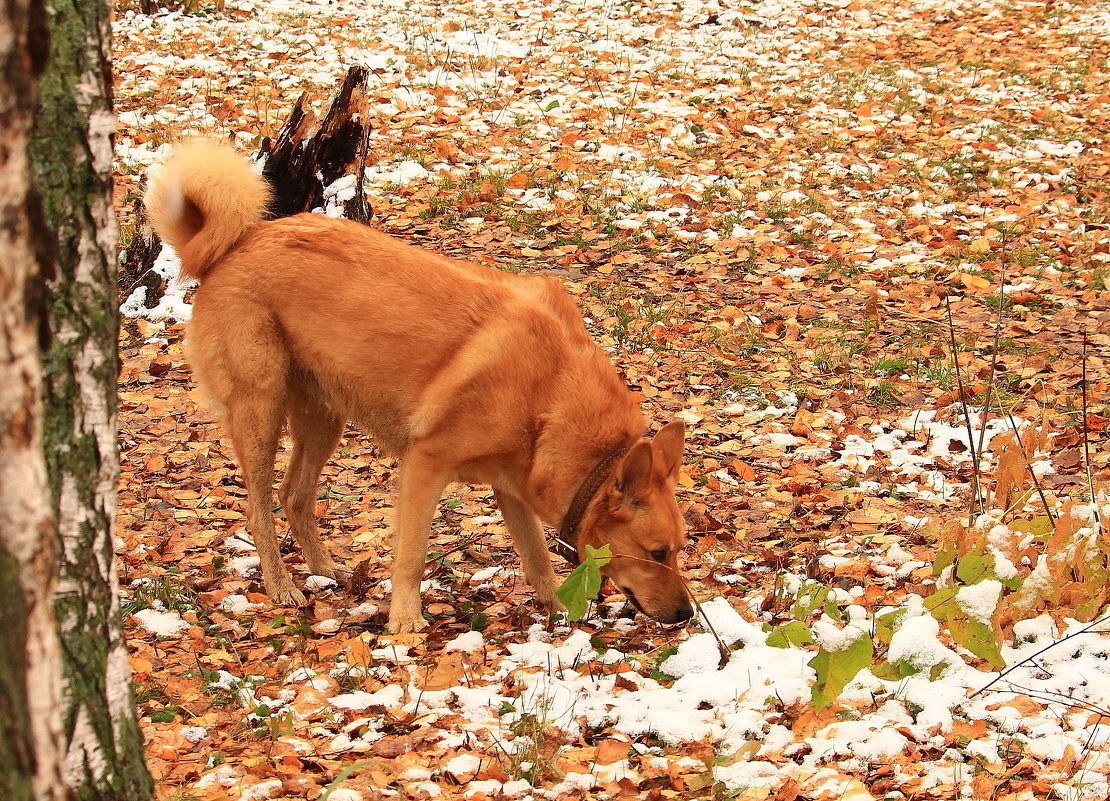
[146,141,692,632]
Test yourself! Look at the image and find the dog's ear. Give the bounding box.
[652,420,686,481]
[612,441,654,506]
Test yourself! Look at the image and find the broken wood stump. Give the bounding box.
[258,64,372,223]
[119,64,373,314]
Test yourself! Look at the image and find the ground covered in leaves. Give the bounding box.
[114,0,1110,799]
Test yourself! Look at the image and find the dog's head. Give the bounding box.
[579,421,693,624]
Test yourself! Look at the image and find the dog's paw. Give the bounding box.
[386,612,426,634]
[536,589,566,616]
[327,565,355,584]
[268,585,307,606]
[311,561,353,585]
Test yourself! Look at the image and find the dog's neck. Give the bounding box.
[519,336,645,533]
[552,442,631,564]
[524,424,640,529]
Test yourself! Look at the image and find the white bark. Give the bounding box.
[0,0,67,788]
[0,302,67,800]
[50,43,141,795]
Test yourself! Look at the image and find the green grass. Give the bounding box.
[121,572,197,617]
[872,357,914,377]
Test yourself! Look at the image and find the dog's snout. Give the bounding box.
[672,606,694,624]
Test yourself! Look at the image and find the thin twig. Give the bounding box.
[975,234,1007,460]
[1082,328,1101,536]
[970,612,1110,698]
[994,681,1110,718]
[420,529,490,579]
[1005,409,1056,525]
[684,585,732,668]
[608,553,731,666]
[945,296,985,521]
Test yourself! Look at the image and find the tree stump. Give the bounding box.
[119,65,373,314]
[258,64,372,223]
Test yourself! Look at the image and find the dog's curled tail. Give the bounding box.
[144,141,271,281]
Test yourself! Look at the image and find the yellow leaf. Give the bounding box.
[959,272,992,293]
[968,236,992,253]
[198,649,237,666]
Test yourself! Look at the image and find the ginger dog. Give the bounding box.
[145,141,693,632]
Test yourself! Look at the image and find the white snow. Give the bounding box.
[119,243,194,323]
[956,579,1003,623]
[443,753,482,782]
[329,685,405,711]
[133,608,189,636]
[445,631,485,653]
[219,594,263,613]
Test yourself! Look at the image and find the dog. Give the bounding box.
[145,141,693,633]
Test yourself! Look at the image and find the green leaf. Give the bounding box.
[555,544,612,621]
[1074,596,1107,623]
[953,548,1021,591]
[809,630,874,710]
[955,550,993,585]
[875,608,907,646]
[870,660,904,681]
[792,583,829,619]
[650,645,679,682]
[948,615,1005,668]
[933,543,957,577]
[924,586,959,621]
[1011,515,1054,539]
[149,707,177,723]
[766,620,814,649]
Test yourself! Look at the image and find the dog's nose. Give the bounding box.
[672,606,694,623]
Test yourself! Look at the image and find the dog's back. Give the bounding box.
[144,143,640,463]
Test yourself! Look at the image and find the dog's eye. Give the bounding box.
[650,549,668,562]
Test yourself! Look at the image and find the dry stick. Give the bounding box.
[1004,409,1057,525]
[609,553,732,666]
[970,611,1110,698]
[1081,329,1102,536]
[945,296,986,522]
[996,681,1110,718]
[681,581,732,668]
[974,234,1007,461]
[991,682,1110,779]
[984,681,1110,786]
[420,529,490,579]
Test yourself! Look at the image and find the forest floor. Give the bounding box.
[113,1,1110,799]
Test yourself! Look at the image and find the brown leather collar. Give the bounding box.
[554,442,631,565]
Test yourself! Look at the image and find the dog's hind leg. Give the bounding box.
[226,394,302,604]
[387,451,450,633]
[494,490,563,616]
[198,307,301,605]
[279,396,346,583]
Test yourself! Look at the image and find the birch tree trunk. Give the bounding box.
[0,2,68,800]
[30,0,153,797]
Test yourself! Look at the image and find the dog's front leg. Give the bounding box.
[494,489,564,616]
[387,457,449,633]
